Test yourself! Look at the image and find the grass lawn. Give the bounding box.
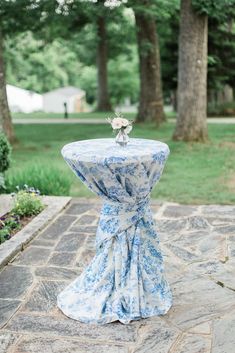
[12,112,136,120]
[5,122,235,204]
[12,111,177,120]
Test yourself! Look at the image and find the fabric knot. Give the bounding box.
[96,198,150,248]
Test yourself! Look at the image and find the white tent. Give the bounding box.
[43,86,86,113]
[6,84,43,113]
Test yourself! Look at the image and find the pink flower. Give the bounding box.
[111,117,126,129]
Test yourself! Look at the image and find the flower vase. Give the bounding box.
[115,129,129,147]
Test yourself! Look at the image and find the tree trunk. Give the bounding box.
[223,84,233,103]
[173,0,208,142]
[135,8,165,125]
[96,16,112,112]
[0,31,15,142]
[171,90,178,112]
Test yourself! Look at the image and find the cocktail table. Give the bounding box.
[57,138,172,324]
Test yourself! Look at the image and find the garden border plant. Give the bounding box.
[0,185,44,244]
[0,194,71,269]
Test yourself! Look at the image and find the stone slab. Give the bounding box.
[65,203,95,215]
[14,246,51,265]
[172,232,227,261]
[214,225,235,235]
[35,266,81,281]
[132,319,179,353]
[165,243,199,263]
[85,234,96,250]
[163,205,197,218]
[70,226,97,234]
[75,214,98,225]
[48,252,77,267]
[201,205,235,218]
[166,301,234,331]
[186,260,225,276]
[30,238,55,247]
[6,313,139,343]
[13,336,128,353]
[212,313,235,353]
[40,215,77,241]
[0,266,33,299]
[22,280,67,313]
[0,332,20,353]
[189,321,211,335]
[0,299,21,328]
[171,273,235,307]
[55,233,86,252]
[156,219,187,240]
[173,333,211,353]
[186,216,211,231]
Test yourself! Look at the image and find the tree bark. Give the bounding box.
[0,31,15,142]
[135,7,165,125]
[173,0,208,142]
[96,16,112,112]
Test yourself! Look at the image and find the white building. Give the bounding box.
[43,86,86,114]
[6,84,43,113]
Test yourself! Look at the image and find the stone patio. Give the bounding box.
[0,199,235,353]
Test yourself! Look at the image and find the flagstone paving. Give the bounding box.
[0,199,235,353]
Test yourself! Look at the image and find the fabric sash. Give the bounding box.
[96,197,151,249]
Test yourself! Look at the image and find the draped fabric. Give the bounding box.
[57,138,173,324]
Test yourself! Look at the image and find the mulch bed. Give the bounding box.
[0,212,35,244]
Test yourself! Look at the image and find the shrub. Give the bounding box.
[0,214,20,244]
[207,101,235,117]
[0,132,11,191]
[0,227,11,244]
[11,189,44,217]
[0,187,44,244]
[0,132,11,173]
[5,164,71,196]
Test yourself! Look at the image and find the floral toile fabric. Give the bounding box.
[57,138,173,325]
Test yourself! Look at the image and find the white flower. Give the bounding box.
[111,117,125,130]
[120,118,129,127]
[111,117,130,129]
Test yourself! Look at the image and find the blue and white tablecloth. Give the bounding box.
[57,138,172,324]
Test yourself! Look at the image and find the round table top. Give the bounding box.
[61,138,170,164]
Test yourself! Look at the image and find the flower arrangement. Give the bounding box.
[107,112,133,146]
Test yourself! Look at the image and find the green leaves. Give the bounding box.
[12,190,44,217]
[0,132,11,174]
[192,0,235,21]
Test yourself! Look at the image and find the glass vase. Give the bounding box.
[115,129,129,147]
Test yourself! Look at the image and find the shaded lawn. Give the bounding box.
[6,122,235,204]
